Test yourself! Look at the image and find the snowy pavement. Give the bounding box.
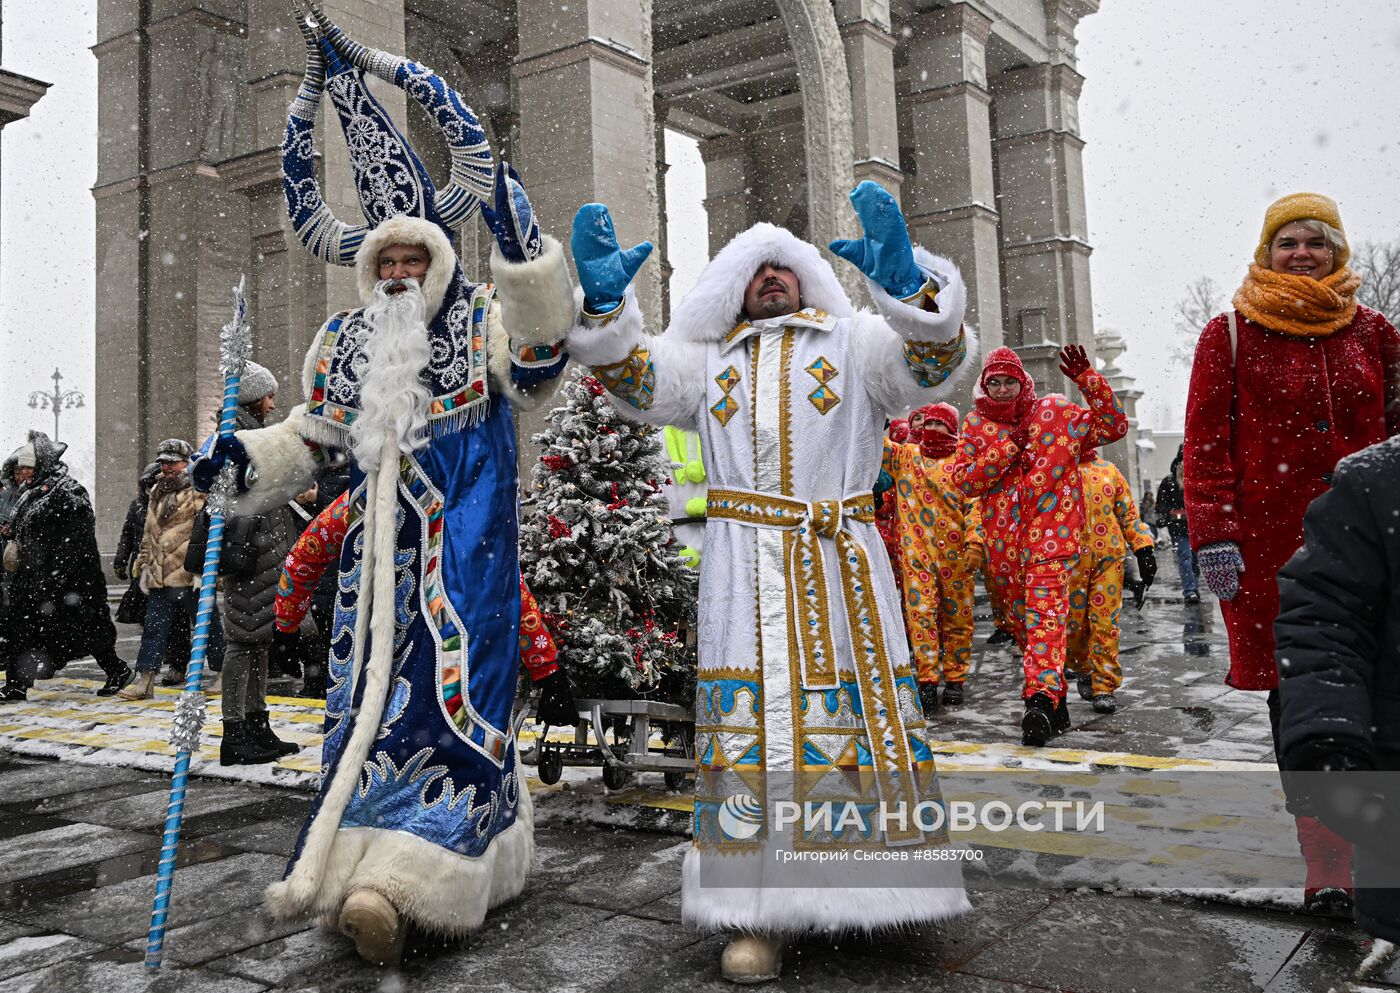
[0,556,1397,989]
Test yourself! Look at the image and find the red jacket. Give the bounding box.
[956,370,1128,567]
[1184,306,1400,688]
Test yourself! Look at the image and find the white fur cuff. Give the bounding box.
[491,235,575,346]
[232,406,318,515]
[867,247,968,344]
[566,285,646,366]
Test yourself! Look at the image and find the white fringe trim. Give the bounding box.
[680,847,971,935]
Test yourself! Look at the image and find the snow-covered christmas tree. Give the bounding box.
[520,369,698,702]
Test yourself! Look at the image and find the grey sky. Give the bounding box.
[3,1,1399,501]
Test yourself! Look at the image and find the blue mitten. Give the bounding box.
[190,434,250,493]
[481,162,543,263]
[1197,542,1245,601]
[828,180,925,299]
[570,204,653,313]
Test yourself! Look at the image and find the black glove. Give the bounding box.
[1134,547,1156,590]
[535,669,579,728]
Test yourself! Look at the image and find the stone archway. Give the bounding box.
[774,0,859,294]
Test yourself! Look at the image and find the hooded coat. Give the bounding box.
[1184,306,1400,689]
[955,348,1129,572]
[0,432,120,672]
[568,222,975,934]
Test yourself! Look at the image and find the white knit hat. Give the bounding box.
[14,442,36,468]
[237,361,278,405]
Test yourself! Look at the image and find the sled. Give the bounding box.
[528,698,696,791]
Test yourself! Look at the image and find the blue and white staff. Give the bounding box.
[144,277,251,971]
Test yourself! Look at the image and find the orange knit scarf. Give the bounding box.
[1232,263,1361,337]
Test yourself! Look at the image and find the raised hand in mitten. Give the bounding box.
[571,204,653,314]
[481,162,542,263]
[189,435,250,493]
[1058,344,1092,380]
[1197,542,1244,601]
[829,181,925,299]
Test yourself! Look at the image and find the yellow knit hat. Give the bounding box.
[1254,192,1349,268]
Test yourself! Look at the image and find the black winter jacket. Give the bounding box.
[217,408,300,645]
[1276,435,1400,941]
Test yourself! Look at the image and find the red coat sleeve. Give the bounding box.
[1183,314,1240,549]
[275,490,349,634]
[1074,369,1129,448]
[1380,312,1400,437]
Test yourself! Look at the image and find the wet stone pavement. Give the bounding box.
[0,553,1397,991]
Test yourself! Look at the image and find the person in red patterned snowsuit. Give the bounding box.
[954,345,1128,745]
[275,491,573,715]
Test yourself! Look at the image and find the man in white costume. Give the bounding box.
[567,182,977,982]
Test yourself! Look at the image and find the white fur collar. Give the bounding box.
[354,215,458,318]
[665,223,853,343]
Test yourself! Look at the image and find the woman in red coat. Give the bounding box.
[1183,192,1400,913]
[956,345,1129,745]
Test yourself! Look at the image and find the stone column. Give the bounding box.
[698,134,754,255]
[1094,329,1141,493]
[990,60,1094,395]
[774,0,858,299]
[899,2,1003,349]
[512,0,661,318]
[835,0,901,198]
[93,2,254,551]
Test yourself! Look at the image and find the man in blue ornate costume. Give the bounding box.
[191,4,575,965]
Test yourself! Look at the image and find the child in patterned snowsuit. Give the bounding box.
[883,403,975,714]
[954,345,1128,746]
[1065,450,1155,713]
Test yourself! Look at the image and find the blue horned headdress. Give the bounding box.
[282,1,509,441]
[281,0,494,264]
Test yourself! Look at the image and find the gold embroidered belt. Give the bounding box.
[705,486,922,840]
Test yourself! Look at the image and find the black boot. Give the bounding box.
[0,684,28,703]
[941,682,965,706]
[1021,693,1056,746]
[917,681,940,717]
[1074,671,1093,701]
[1052,695,1071,735]
[97,665,136,697]
[220,719,282,766]
[247,710,299,757]
[987,627,1015,646]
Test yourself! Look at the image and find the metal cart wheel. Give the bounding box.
[602,760,632,790]
[537,748,563,785]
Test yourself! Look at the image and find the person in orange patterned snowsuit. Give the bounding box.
[275,491,574,721]
[954,345,1128,746]
[1065,449,1155,713]
[874,418,911,601]
[883,402,975,714]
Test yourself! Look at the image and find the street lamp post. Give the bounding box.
[27,368,85,443]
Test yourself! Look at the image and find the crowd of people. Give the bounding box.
[0,8,1394,973]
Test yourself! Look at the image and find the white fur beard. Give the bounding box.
[350,281,434,471]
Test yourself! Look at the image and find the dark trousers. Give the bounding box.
[136,588,224,675]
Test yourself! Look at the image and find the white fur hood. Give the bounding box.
[354,215,458,317]
[665,223,854,343]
